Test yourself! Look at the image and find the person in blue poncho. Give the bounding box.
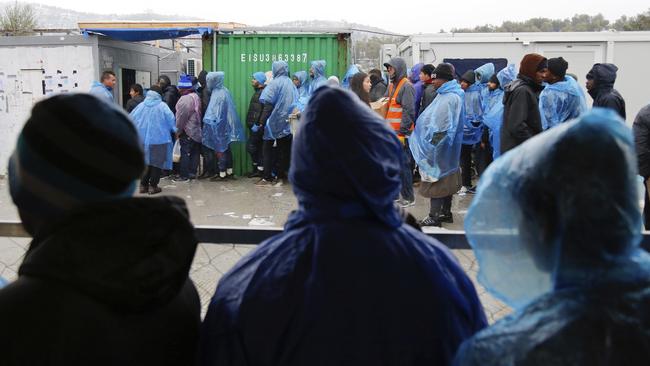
[459,70,482,193]
[292,70,309,112]
[539,57,588,130]
[473,63,496,175]
[198,86,487,366]
[0,277,7,288]
[255,61,298,186]
[410,63,425,117]
[410,63,465,227]
[455,108,650,366]
[202,71,245,181]
[341,64,360,89]
[308,60,327,95]
[482,64,517,161]
[89,71,116,104]
[130,85,176,195]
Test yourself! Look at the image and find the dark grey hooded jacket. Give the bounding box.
[384,57,416,135]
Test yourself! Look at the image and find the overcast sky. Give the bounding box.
[29,0,650,34]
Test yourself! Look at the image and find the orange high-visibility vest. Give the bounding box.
[385,78,413,135]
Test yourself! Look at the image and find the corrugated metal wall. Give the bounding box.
[203,33,350,176]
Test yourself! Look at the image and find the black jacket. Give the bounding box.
[0,197,201,366]
[588,63,626,120]
[420,83,438,112]
[125,94,145,113]
[369,79,387,103]
[246,87,265,128]
[162,85,181,115]
[501,75,544,154]
[634,104,650,178]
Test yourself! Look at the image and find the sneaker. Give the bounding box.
[438,213,454,223]
[173,177,190,183]
[397,198,416,208]
[273,179,284,187]
[459,186,471,194]
[255,178,275,187]
[210,175,228,182]
[467,186,477,194]
[149,186,162,195]
[139,185,149,194]
[420,215,442,227]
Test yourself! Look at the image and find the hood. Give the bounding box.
[384,57,407,82]
[252,71,267,86]
[293,71,308,87]
[409,63,424,83]
[310,60,326,79]
[144,90,163,106]
[497,64,517,89]
[587,63,618,89]
[475,63,495,84]
[273,61,290,78]
[19,196,198,312]
[290,87,403,228]
[465,108,645,309]
[342,65,360,88]
[206,71,224,91]
[437,79,465,99]
[158,74,172,88]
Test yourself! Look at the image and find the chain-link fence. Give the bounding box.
[0,239,511,323]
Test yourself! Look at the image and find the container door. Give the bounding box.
[536,43,605,100]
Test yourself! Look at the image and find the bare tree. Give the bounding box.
[1,2,37,35]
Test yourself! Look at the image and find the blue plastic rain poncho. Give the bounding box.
[89,81,114,103]
[482,64,517,160]
[199,87,487,366]
[462,83,483,145]
[0,277,7,288]
[455,108,650,366]
[341,64,360,89]
[475,63,495,109]
[202,72,245,153]
[130,91,176,169]
[308,60,327,94]
[409,63,425,117]
[409,79,465,181]
[293,70,309,112]
[539,76,588,130]
[260,61,298,140]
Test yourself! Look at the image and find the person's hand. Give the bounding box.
[251,124,260,133]
[481,142,486,149]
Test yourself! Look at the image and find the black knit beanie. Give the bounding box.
[548,57,568,78]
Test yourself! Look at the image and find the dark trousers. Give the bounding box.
[218,148,233,173]
[475,141,493,177]
[247,129,264,170]
[429,196,453,217]
[645,179,650,230]
[201,145,218,176]
[179,135,201,179]
[263,135,292,180]
[400,140,415,201]
[141,166,161,187]
[460,144,474,187]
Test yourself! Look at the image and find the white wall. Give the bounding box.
[0,44,96,175]
[613,42,650,121]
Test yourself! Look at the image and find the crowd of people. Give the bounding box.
[0,50,649,365]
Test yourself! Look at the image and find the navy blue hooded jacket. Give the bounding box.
[587,63,626,120]
[198,87,487,366]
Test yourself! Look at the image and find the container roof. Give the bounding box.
[78,21,247,41]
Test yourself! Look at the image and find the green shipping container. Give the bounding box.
[202,32,351,176]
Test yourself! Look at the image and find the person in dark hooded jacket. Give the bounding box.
[158,74,181,115]
[501,53,547,154]
[419,64,438,112]
[633,103,650,228]
[455,109,650,366]
[198,87,487,366]
[384,57,417,207]
[586,63,626,120]
[246,71,267,178]
[368,68,387,103]
[0,94,201,366]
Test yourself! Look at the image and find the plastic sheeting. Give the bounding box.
[82,27,212,42]
[539,76,588,130]
[260,61,298,140]
[202,72,245,153]
[89,81,114,103]
[198,87,487,366]
[462,83,483,145]
[293,71,309,112]
[341,65,360,89]
[130,91,176,169]
[456,108,650,365]
[410,79,465,181]
[482,88,504,160]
